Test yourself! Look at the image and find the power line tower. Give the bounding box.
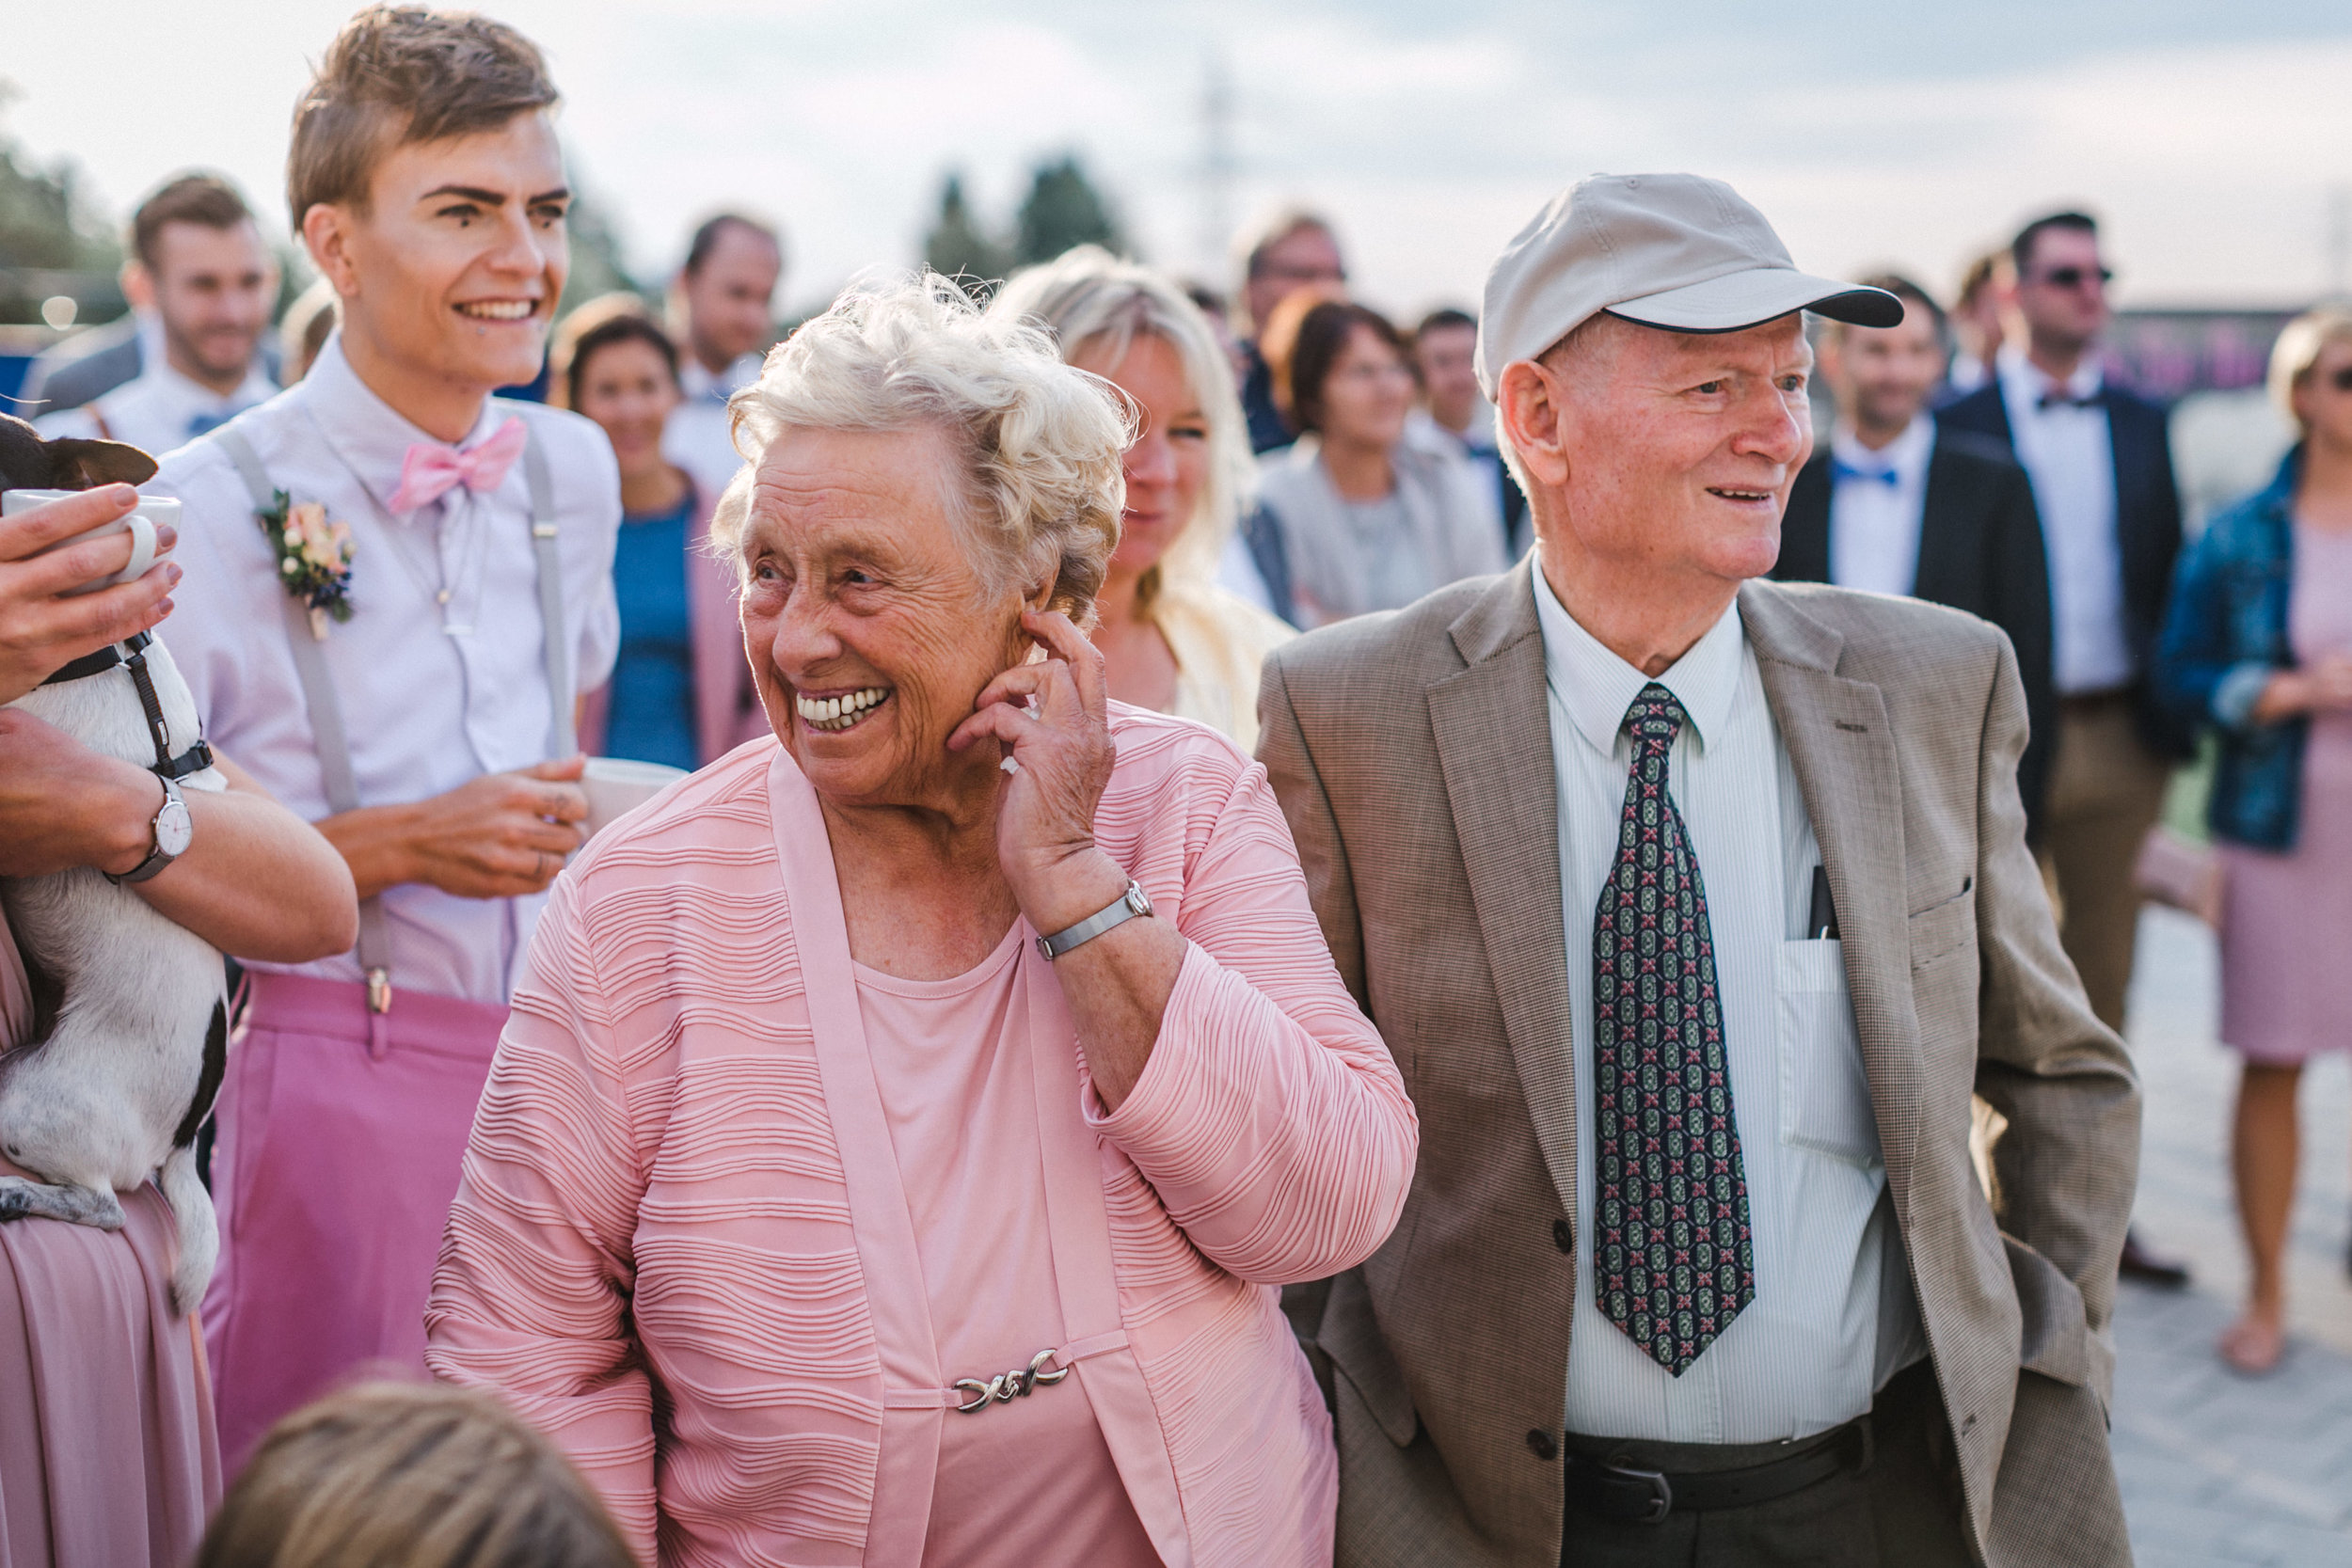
[1198,49,1238,282]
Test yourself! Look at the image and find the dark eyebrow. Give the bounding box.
[417,185,571,207]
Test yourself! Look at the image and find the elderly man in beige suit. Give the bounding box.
[1260,175,2138,1568]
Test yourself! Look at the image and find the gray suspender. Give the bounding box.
[213,419,572,1015]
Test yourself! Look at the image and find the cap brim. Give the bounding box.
[1606,269,1904,334]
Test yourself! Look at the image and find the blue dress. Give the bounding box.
[604,493,699,771]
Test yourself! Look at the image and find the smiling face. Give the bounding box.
[1821,307,1945,441]
[1071,331,1207,581]
[1528,313,1813,592]
[575,336,681,485]
[146,219,278,388]
[305,110,570,419]
[739,425,1035,811]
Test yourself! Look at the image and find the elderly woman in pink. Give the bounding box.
[424,275,1417,1567]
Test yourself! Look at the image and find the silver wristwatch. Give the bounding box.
[1036,879,1154,960]
[109,775,193,886]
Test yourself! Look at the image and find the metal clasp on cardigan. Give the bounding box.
[953,1349,1072,1414]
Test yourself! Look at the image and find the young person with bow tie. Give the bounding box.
[1773,274,2056,835]
[1939,212,2193,1288]
[144,5,621,1465]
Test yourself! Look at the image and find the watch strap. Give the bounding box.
[109,776,185,886]
[1036,879,1152,961]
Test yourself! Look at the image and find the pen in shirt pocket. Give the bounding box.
[1808,864,1840,941]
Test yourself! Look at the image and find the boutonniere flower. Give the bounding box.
[257,490,357,640]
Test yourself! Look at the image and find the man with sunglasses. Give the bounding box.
[1941,210,2192,1288]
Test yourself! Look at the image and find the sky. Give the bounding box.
[6,0,2348,324]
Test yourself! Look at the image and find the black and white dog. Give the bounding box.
[0,414,228,1314]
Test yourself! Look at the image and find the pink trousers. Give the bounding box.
[201,973,506,1470]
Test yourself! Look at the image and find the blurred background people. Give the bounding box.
[1941,211,2192,1287]
[556,297,762,769]
[194,1384,633,1568]
[993,245,1294,749]
[33,172,279,453]
[1409,305,1526,557]
[661,211,784,499]
[1233,208,1347,453]
[276,276,341,387]
[1944,247,2010,398]
[2155,307,2352,1375]
[1255,298,1507,626]
[1776,273,2056,833]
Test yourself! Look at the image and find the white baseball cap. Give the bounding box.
[1474,172,1903,398]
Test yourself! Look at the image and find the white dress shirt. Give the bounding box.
[149,332,622,1005]
[1996,345,2131,693]
[35,356,277,461]
[1825,415,1933,598]
[1533,563,1925,1443]
[663,349,764,503]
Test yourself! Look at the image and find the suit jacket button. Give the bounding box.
[1552,1219,1573,1254]
[1526,1429,1558,1461]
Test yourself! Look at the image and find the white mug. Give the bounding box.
[580,756,690,836]
[3,490,182,598]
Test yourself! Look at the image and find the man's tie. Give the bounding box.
[1592,684,1756,1376]
[2037,388,2104,411]
[1829,457,1899,489]
[185,409,231,440]
[388,415,530,514]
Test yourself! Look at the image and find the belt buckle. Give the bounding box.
[1605,1461,1674,1526]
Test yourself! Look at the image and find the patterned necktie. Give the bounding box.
[1591,683,1756,1376]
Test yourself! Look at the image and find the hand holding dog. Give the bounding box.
[0,707,164,879]
[0,486,179,705]
[319,754,589,900]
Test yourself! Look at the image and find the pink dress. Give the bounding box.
[426,712,1418,1567]
[0,911,220,1567]
[2217,521,2352,1062]
[858,925,1158,1565]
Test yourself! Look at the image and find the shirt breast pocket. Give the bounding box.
[1777,941,1881,1168]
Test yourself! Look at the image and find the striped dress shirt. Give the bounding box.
[1534,562,1927,1443]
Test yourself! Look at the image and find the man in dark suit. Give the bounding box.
[1938,211,2189,1286]
[1776,273,2054,833]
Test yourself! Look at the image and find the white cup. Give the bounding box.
[3,489,181,598]
[580,756,689,836]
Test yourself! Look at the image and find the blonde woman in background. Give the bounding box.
[992,245,1295,749]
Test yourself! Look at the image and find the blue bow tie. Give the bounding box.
[1831,458,1900,489]
[186,409,231,438]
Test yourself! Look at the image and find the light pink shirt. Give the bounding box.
[859,927,1158,1566]
[426,710,1418,1566]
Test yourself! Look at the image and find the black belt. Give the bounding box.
[1564,1417,1872,1526]
[38,631,216,782]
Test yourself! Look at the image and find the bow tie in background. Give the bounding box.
[185,409,231,439]
[2037,387,2106,411]
[1830,458,1901,489]
[388,415,529,513]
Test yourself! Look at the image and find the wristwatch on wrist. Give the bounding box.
[1036,879,1154,961]
[109,775,193,886]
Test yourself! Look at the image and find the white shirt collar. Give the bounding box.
[1997,341,2104,406]
[1532,555,1746,761]
[1827,413,1932,479]
[301,329,513,519]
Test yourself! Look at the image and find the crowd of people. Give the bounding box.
[1,5,2347,1567]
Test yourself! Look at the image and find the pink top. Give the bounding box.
[425,706,1417,1567]
[858,926,1158,1565]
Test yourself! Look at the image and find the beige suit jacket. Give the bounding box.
[1258,562,2139,1568]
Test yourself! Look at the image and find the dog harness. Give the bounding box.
[40,629,217,783]
[210,420,570,1033]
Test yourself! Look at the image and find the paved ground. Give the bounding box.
[2110,907,2352,1566]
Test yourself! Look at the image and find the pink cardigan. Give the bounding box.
[577,478,766,767]
[424,709,1417,1566]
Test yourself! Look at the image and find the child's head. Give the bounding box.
[195,1383,635,1568]
[290,6,570,397]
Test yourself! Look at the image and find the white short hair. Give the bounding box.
[716,271,1132,619]
[989,245,1255,598]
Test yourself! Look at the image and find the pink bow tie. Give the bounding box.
[387,415,528,514]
